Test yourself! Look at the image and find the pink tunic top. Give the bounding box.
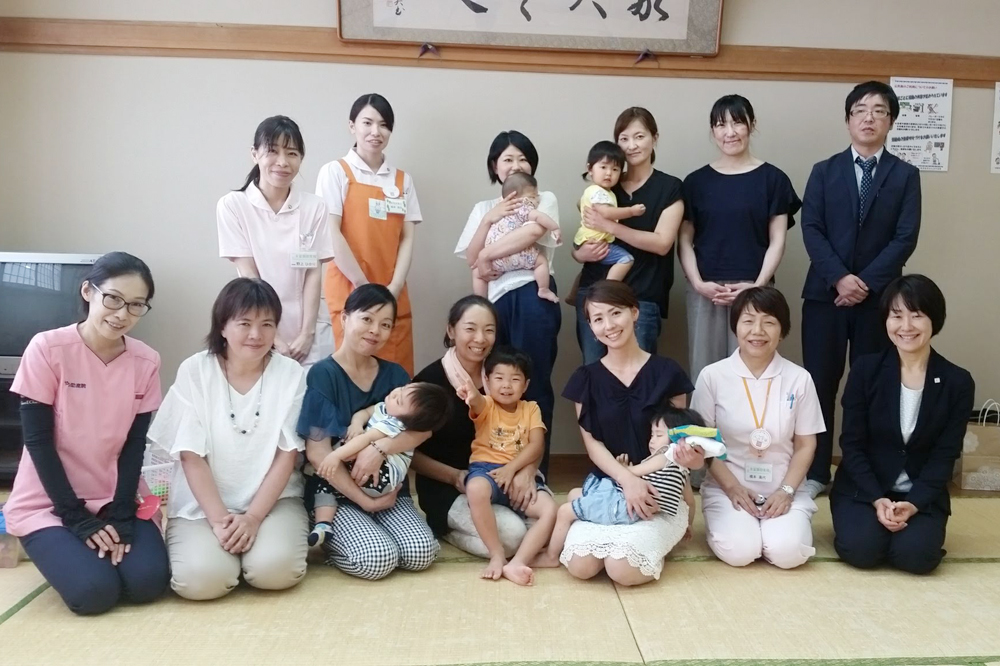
[217,182,334,355]
[691,350,825,496]
[4,325,162,536]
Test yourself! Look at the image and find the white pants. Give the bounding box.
[166,498,309,600]
[701,483,817,569]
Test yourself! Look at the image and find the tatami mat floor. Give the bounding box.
[2,465,1000,666]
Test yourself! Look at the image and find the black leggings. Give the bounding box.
[20,519,170,615]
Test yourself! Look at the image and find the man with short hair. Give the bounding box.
[800,81,922,498]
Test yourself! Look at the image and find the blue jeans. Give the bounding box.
[575,288,661,365]
[494,279,561,476]
[598,244,634,265]
[572,473,635,525]
[466,462,548,517]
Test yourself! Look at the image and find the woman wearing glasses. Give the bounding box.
[4,252,170,615]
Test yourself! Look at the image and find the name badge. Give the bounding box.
[744,461,773,483]
[291,251,318,269]
[369,198,387,220]
[386,197,407,215]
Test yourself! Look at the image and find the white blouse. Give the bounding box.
[892,384,923,492]
[149,351,306,521]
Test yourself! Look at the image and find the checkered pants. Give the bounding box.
[321,496,440,580]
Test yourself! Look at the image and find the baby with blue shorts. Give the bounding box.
[539,406,726,565]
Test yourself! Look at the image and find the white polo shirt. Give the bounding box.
[691,350,826,496]
[455,192,561,303]
[315,149,423,223]
[217,182,334,350]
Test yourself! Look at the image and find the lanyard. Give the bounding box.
[742,377,772,430]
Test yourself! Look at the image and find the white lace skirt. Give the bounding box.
[559,500,689,579]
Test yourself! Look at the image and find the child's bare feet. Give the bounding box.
[502,561,535,586]
[530,551,561,568]
[537,288,560,303]
[481,555,506,581]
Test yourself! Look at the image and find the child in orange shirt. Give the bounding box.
[456,346,557,586]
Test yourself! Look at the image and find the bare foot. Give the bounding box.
[502,561,535,586]
[481,555,506,581]
[537,288,560,303]
[530,551,561,568]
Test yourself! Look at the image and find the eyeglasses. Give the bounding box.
[92,285,151,317]
[850,107,890,119]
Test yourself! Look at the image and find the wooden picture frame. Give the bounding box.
[338,0,723,55]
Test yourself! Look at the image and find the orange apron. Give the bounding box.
[325,159,414,375]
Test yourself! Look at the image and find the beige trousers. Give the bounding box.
[166,497,309,600]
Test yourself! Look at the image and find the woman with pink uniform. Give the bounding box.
[691,286,826,569]
[4,252,169,614]
[218,115,335,367]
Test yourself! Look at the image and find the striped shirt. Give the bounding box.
[642,453,688,516]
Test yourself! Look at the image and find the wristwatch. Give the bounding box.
[780,484,795,496]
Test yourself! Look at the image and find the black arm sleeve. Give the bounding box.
[19,400,105,541]
[100,412,153,544]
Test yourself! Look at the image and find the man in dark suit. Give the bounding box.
[800,81,922,497]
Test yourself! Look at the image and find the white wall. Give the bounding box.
[3,0,999,56]
[2,1,999,453]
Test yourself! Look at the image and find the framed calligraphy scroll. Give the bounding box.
[339,0,723,55]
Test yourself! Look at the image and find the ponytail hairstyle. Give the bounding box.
[238,115,305,192]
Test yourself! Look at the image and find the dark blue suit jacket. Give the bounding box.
[800,147,921,302]
[831,348,975,515]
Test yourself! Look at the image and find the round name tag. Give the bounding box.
[749,428,772,452]
[383,185,400,199]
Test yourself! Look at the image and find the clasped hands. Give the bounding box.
[873,498,918,532]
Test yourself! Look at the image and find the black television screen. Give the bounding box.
[0,259,97,357]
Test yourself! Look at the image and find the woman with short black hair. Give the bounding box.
[456,130,562,474]
[298,284,439,580]
[691,286,826,569]
[831,274,974,574]
[679,94,801,387]
[316,93,422,375]
[151,277,310,600]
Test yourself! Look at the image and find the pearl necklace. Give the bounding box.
[224,357,265,436]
